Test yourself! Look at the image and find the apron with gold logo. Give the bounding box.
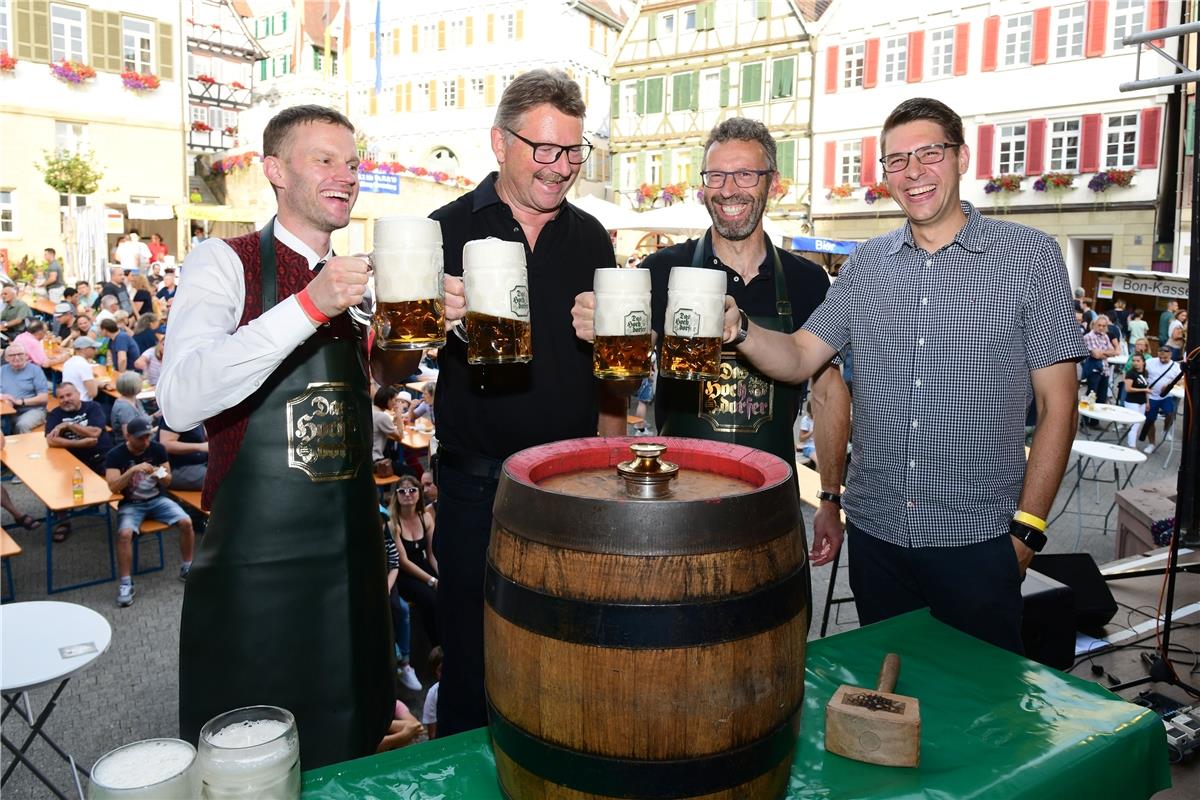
[178,222,393,769]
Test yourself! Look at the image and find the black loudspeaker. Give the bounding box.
[1030,553,1119,637]
[1022,569,1076,670]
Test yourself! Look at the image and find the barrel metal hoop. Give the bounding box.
[489,698,800,799]
[485,561,810,648]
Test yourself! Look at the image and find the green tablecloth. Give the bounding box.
[302,610,1170,799]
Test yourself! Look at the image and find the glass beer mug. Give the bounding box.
[456,238,532,365]
[371,215,446,350]
[592,268,652,380]
[659,267,724,380]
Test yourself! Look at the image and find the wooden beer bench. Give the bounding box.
[1,527,21,602]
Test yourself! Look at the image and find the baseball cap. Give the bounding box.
[126,416,154,439]
[54,302,74,315]
[73,337,98,349]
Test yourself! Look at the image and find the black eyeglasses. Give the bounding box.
[504,128,593,164]
[879,143,960,173]
[699,169,774,189]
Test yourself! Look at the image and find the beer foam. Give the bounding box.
[463,237,526,270]
[463,238,528,320]
[373,216,442,250]
[207,719,290,749]
[92,739,194,789]
[373,247,443,302]
[667,266,725,294]
[593,267,650,294]
[594,269,651,337]
[666,267,725,337]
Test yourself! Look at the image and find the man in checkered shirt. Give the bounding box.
[722,98,1085,653]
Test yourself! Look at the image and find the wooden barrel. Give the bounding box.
[485,437,809,800]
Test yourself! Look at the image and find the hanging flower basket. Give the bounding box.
[826,183,854,201]
[50,60,96,85]
[0,51,16,72]
[864,181,891,204]
[1033,171,1075,192]
[196,73,217,85]
[121,70,160,92]
[191,120,213,133]
[984,174,1023,194]
[1088,169,1136,193]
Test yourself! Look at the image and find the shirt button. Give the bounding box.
[912,419,919,428]
[918,337,925,346]
[921,297,928,305]
[733,276,740,283]
[914,379,922,388]
[925,259,932,267]
[907,500,915,508]
[909,460,916,468]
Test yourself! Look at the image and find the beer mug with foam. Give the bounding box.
[458,238,532,365]
[592,268,652,380]
[660,266,725,380]
[372,216,445,350]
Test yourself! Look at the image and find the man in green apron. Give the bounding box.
[572,118,850,566]
[160,106,418,768]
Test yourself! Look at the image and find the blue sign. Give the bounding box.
[791,236,858,255]
[359,172,400,195]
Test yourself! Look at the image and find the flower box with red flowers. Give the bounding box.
[191,121,213,133]
[50,60,96,85]
[0,51,16,72]
[230,81,246,90]
[826,183,854,200]
[121,70,160,91]
[1033,171,1076,192]
[864,181,891,204]
[1088,169,1136,193]
[984,174,1024,194]
[769,177,792,201]
[196,74,217,85]
[222,126,238,136]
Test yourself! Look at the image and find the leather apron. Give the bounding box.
[178,222,394,769]
[660,231,801,466]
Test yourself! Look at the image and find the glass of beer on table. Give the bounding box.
[592,268,652,379]
[459,238,532,365]
[196,705,300,800]
[371,215,445,350]
[88,738,197,799]
[660,267,724,380]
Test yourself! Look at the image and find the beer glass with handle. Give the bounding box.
[592,268,652,379]
[457,238,532,365]
[371,216,446,350]
[660,267,724,380]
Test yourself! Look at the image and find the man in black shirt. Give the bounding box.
[45,381,112,474]
[99,266,133,314]
[572,118,851,565]
[430,68,622,736]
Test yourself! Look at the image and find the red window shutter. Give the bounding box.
[1026,118,1046,176]
[1138,106,1162,169]
[861,136,877,185]
[976,124,994,179]
[864,38,879,89]
[982,16,1000,72]
[907,31,924,83]
[1149,1,1166,47]
[1031,7,1051,65]
[823,141,837,189]
[1080,113,1102,172]
[1085,0,1108,58]
[953,23,970,76]
[825,46,839,93]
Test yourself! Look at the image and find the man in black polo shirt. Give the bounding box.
[573,118,851,566]
[431,68,623,736]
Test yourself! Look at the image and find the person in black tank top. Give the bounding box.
[1123,353,1149,448]
[389,475,440,647]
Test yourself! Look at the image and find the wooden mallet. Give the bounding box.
[825,652,920,767]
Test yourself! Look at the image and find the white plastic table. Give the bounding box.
[1050,440,1147,552]
[1,601,112,799]
[1078,402,1145,442]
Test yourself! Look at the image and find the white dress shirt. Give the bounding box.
[158,220,330,431]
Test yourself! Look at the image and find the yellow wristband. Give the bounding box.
[1013,511,1047,532]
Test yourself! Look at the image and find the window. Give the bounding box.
[422,23,437,50]
[499,13,516,40]
[122,17,154,73]
[500,72,517,92]
[644,76,664,114]
[671,72,693,112]
[1049,119,1080,171]
[273,11,287,34]
[621,153,638,189]
[59,193,87,209]
[1003,13,1033,66]
[442,80,457,108]
[0,189,14,234]
[740,61,763,103]
[1105,113,1138,168]
[470,77,485,106]
[839,140,861,185]
[207,107,222,129]
[659,12,675,36]
[50,4,86,62]
[622,80,639,115]
[189,105,207,125]
[842,43,864,89]
[648,153,663,185]
[699,68,720,109]
[997,123,1027,174]
[683,8,697,31]
[223,110,237,130]
[928,27,955,78]
[273,54,289,76]
[449,18,465,48]
[416,81,430,108]
[55,121,87,153]
[1053,4,1085,60]
[1112,0,1145,49]
[770,57,794,99]
[0,0,11,52]
[883,36,907,83]
[672,151,691,184]
[313,47,338,76]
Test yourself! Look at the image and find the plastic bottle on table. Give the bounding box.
[72,467,84,504]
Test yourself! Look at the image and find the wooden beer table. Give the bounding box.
[0,434,117,593]
[301,611,1170,799]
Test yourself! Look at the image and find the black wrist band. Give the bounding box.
[1009,519,1047,552]
[732,308,749,346]
[816,490,842,507]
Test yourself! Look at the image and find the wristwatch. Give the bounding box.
[731,308,750,345]
[1009,519,1047,552]
[816,490,842,506]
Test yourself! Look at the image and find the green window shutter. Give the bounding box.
[313,46,320,71]
[259,59,267,81]
[637,152,647,184]
[89,12,112,71]
[663,150,674,181]
[741,62,763,104]
[611,82,620,119]
[645,77,663,114]
[647,14,656,40]
[690,70,700,110]
[672,72,688,112]
[777,139,796,180]
[15,0,50,63]
[756,0,770,19]
[1188,100,1196,156]
[691,146,704,182]
[104,13,123,72]
[771,58,794,99]
[157,21,174,80]
[636,79,645,115]
[700,1,715,30]
[280,11,288,33]
[719,66,729,107]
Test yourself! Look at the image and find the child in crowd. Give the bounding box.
[423,646,444,740]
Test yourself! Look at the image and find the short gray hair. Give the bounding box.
[100,295,118,309]
[494,69,585,133]
[116,371,142,397]
[702,117,778,174]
